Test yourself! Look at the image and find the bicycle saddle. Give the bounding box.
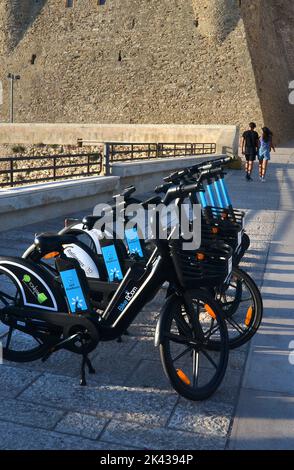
[82,212,115,230]
[34,233,77,252]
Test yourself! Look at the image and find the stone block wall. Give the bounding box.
[0,0,293,143]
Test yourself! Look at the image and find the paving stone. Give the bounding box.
[125,359,171,390]
[211,369,242,405]
[0,323,8,338]
[128,323,157,338]
[230,389,294,450]
[0,398,64,429]
[128,337,160,361]
[0,232,33,244]
[0,244,28,256]
[0,420,125,450]
[4,337,137,382]
[89,353,142,386]
[228,349,248,370]
[19,372,178,427]
[168,399,233,437]
[0,364,41,398]
[101,419,226,450]
[55,412,107,439]
[245,211,277,223]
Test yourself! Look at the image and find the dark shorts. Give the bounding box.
[245,154,256,162]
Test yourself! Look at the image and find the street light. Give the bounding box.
[7,73,20,123]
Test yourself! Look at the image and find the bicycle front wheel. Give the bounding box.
[159,290,229,401]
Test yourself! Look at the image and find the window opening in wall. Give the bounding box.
[118,51,122,62]
[98,0,107,5]
[66,0,73,7]
[31,54,37,65]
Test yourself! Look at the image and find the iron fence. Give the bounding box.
[0,153,102,188]
[0,141,217,188]
[102,142,216,174]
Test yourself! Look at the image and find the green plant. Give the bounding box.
[12,145,26,154]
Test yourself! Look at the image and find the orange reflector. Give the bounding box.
[196,252,205,261]
[204,304,216,320]
[211,227,219,234]
[43,251,60,259]
[177,369,191,385]
[245,306,253,326]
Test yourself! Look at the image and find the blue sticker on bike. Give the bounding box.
[125,227,144,258]
[101,244,124,281]
[60,268,88,313]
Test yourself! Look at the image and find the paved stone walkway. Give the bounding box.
[0,149,292,450]
[229,146,294,450]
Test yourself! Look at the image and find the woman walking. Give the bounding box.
[258,127,275,182]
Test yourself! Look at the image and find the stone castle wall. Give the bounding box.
[0,0,293,143]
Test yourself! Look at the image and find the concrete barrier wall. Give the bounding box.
[0,176,120,232]
[111,155,221,190]
[0,154,223,232]
[0,123,239,155]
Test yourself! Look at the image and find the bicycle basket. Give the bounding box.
[169,239,233,289]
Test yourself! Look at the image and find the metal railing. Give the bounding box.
[0,153,102,188]
[102,142,216,174]
[105,142,216,161]
[0,141,216,188]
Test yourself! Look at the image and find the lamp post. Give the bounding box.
[7,73,20,123]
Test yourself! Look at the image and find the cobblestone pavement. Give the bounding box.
[0,160,281,450]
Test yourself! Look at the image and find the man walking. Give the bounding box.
[241,122,259,181]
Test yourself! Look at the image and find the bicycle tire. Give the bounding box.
[213,267,263,350]
[159,289,229,401]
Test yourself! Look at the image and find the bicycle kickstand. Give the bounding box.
[80,339,96,387]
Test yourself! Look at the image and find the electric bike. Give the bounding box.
[0,180,232,401]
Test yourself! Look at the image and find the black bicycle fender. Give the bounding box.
[154,293,178,347]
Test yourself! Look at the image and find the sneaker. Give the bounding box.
[247,175,253,181]
[259,176,262,181]
[261,177,266,183]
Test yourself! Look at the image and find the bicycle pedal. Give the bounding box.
[80,379,87,386]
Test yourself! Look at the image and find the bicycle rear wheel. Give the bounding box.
[159,289,229,401]
[0,272,60,362]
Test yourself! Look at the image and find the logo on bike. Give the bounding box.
[110,267,121,281]
[71,296,85,311]
[22,274,48,304]
[118,286,138,312]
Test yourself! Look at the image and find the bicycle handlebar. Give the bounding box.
[164,156,232,183]
[156,166,223,197]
